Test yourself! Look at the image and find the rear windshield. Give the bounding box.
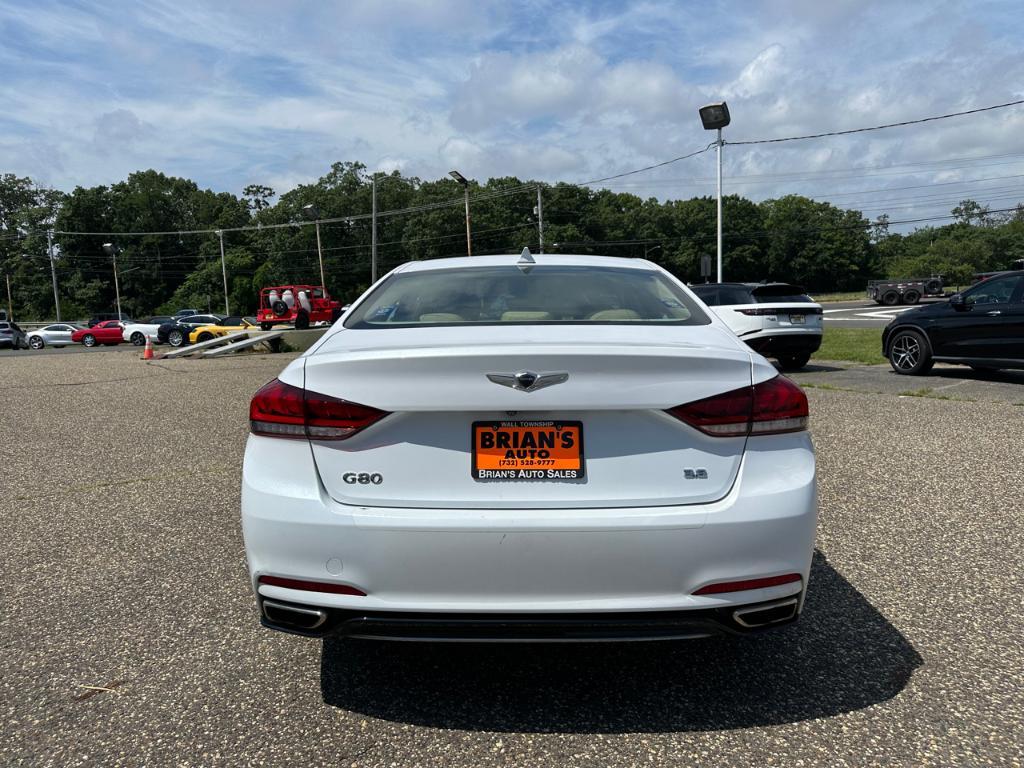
[751,285,813,303]
[345,265,710,328]
[691,285,753,306]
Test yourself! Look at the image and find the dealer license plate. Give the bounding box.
[472,421,584,480]
[789,314,805,324]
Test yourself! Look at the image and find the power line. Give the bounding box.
[728,99,1024,146]
[577,144,715,185]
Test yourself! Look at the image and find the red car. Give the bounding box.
[72,320,125,347]
[256,285,342,330]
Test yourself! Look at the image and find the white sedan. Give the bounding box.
[122,316,172,346]
[242,253,817,641]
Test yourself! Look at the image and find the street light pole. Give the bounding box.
[449,170,472,256]
[47,230,61,321]
[698,101,731,283]
[103,243,123,321]
[716,128,723,283]
[217,230,230,315]
[314,220,325,288]
[536,186,544,253]
[371,175,378,282]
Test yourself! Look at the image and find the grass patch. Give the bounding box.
[813,328,886,365]
[811,291,868,303]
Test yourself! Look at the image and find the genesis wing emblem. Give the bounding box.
[486,371,569,392]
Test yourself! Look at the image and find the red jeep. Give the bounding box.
[256,285,343,330]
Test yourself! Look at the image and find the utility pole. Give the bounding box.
[5,274,12,321]
[371,175,378,283]
[536,186,544,253]
[102,243,123,320]
[217,230,230,315]
[47,230,61,321]
[313,220,325,290]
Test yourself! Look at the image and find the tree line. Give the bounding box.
[2,161,1022,321]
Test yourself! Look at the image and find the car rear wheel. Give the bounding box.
[29,336,44,350]
[168,329,185,347]
[888,329,933,375]
[82,334,96,347]
[777,353,811,371]
[130,332,145,345]
[881,291,900,306]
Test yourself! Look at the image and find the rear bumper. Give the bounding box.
[241,434,817,640]
[258,596,802,640]
[744,332,822,356]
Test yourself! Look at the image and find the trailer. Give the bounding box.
[866,276,944,306]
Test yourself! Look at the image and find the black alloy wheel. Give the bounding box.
[888,329,934,375]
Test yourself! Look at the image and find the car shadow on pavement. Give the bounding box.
[320,551,921,733]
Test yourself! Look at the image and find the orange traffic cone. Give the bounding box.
[142,336,154,360]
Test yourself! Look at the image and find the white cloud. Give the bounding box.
[0,0,1022,229]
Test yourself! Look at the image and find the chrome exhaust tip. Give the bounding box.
[262,599,328,630]
[732,597,799,629]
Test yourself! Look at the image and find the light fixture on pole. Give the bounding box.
[101,243,123,320]
[448,170,472,257]
[698,101,730,283]
[302,204,326,288]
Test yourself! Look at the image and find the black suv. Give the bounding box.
[882,271,1024,374]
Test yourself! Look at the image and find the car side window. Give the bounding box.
[965,275,1023,306]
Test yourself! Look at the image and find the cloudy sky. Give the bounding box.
[1,0,1023,224]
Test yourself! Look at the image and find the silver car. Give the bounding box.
[27,323,83,349]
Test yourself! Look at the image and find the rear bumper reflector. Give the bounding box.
[692,573,802,595]
[258,575,367,596]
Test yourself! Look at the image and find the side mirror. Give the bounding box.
[950,293,967,311]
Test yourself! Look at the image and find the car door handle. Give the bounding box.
[986,310,1002,316]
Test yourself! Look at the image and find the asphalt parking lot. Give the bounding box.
[822,298,945,328]
[2,351,1023,766]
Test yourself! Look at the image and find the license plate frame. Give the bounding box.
[471,420,585,480]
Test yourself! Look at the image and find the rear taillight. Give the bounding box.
[667,376,808,437]
[693,573,802,595]
[249,378,388,440]
[735,308,778,316]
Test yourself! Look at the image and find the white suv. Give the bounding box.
[690,283,822,370]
